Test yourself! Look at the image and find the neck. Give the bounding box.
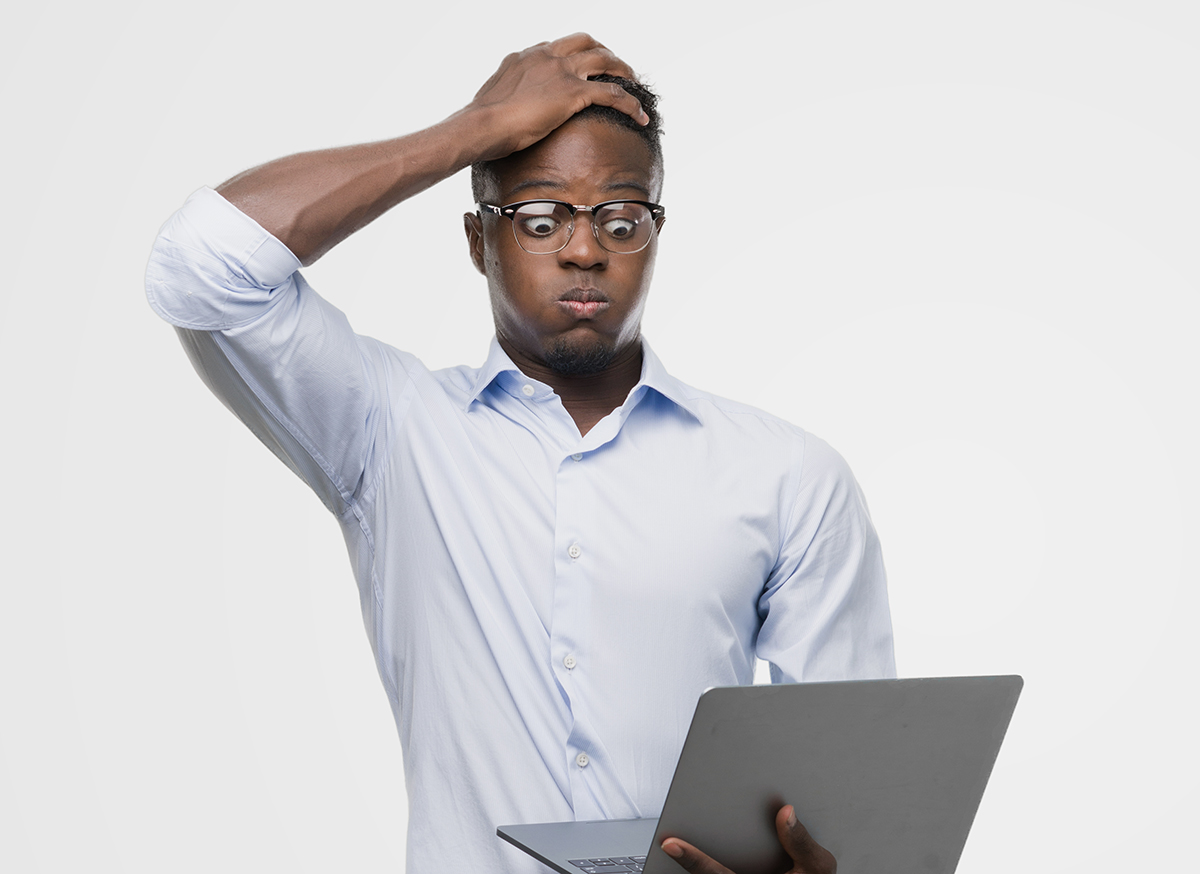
[499,337,644,437]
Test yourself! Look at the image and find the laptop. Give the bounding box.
[498,675,1022,874]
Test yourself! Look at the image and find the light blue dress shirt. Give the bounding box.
[146,188,896,874]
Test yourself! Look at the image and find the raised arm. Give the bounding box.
[216,33,649,265]
[146,34,650,515]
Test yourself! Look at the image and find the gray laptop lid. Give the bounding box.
[499,675,1022,874]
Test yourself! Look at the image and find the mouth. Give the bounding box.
[557,288,610,319]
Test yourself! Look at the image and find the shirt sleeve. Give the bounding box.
[145,187,400,517]
[756,434,898,682]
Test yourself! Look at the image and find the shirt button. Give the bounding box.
[568,544,582,559]
[563,654,577,670]
[571,453,583,462]
[521,384,535,397]
[576,752,590,768]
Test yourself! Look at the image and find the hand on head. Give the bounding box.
[465,33,650,161]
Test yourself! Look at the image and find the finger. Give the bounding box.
[660,838,737,874]
[546,32,607,56]
[776,806,838,874]
[576,79,649,125]
[567,45,637,82]
[539,33,637,82]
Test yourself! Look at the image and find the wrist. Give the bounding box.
[440,103,511,165]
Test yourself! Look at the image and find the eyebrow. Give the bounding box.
[504,178,653,201]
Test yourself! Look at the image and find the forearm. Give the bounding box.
[214,35,646,266]
[216,108,495,265]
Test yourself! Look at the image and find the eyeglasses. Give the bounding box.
[478,199,666,255]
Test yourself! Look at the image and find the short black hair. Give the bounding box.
[471,74,664,203]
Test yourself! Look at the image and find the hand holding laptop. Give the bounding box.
[660,804,835,874]
[499,677,1022,874]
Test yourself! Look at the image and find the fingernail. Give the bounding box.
[787,807,798,828]
[662,841,683,858]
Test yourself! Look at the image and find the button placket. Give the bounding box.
[551,421,602,800]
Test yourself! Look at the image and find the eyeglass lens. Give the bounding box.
[511,202,654,254]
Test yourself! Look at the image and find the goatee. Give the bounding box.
[542,339,616,376]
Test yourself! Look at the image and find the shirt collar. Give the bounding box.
[464,335,701,422]
[464,335,524,408]
[635,339,702,421]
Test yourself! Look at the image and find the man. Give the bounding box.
[146,34,894,874]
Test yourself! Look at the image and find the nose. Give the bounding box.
[556,208,609,270]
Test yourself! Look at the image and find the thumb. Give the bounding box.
[776,805,837,874]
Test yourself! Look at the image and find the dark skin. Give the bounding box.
[662,805,837,874]
[463,115,664,435]
[218,33,648,265]
[214,33,835,873]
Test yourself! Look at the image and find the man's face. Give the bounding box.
[465,116,664,376]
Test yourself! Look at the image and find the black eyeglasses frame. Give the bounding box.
[476,199,666,255]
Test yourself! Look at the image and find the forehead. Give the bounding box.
[489,116,661,203]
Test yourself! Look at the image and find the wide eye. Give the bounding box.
[513,202,568,239]
[519,214,562,237]
[601,217,638,239]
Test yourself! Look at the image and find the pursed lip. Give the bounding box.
[557,287,610,319]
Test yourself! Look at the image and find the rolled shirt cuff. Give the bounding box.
[145,187,303,330]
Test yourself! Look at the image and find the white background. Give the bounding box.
[2,1,1196,871]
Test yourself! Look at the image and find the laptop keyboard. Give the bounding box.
[567,856,646,873]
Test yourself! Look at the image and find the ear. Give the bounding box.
[464,212,487,275]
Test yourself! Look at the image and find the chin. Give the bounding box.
[542,338,616,376]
